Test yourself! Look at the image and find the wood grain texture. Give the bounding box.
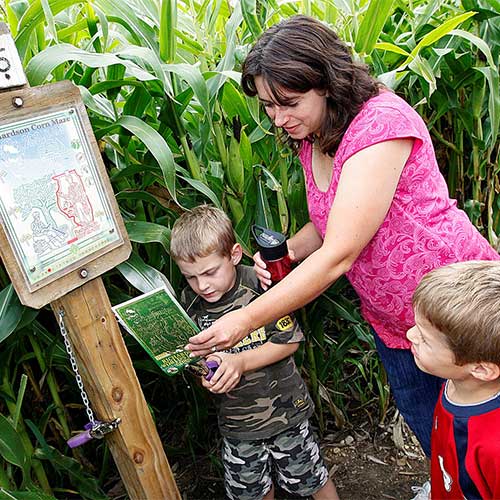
[51,278,181,500]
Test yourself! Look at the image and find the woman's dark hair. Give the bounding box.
[241,15,381,156]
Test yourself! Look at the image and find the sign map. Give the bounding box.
[0,107,120,288]
[113,287,201,376]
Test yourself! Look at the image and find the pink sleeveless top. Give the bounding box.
[299,91,499,349]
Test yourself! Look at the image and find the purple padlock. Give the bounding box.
[204,360,219,381]
[67,421,99,448]
[67,418,121,448]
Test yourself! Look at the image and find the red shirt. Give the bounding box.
[431,383,500,499]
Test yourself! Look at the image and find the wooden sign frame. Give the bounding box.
[0,80,131,308]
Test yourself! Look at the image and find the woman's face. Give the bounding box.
[255,76,327,140]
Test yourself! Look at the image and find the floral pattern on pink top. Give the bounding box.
[299,91,499,349]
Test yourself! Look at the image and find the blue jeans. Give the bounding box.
[373,330,444,457]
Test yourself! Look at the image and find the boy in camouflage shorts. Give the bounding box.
[171,205,338,500]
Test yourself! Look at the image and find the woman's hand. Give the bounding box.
[201,352,244,394]
[185,308,252,357]
[253,251,272,290]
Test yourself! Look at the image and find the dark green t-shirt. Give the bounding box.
[181,265,313,440]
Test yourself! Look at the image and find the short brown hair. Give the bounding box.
[412,260,500,365]
[170,205,236,262]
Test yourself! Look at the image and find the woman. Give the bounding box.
[186,15,499,459]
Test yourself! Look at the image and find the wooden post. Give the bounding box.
[0,23,181,499]
[51,279,181,499]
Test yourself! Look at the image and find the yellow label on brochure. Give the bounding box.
[276,315,294,331]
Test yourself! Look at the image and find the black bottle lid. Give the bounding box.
[251,224,288,261]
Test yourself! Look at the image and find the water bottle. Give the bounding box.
[252,225,292,284]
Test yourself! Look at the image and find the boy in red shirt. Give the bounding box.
[407,261,500,499]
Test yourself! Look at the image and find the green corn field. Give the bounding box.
[0,0,498,497]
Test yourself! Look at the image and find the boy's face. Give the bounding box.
[406,311,470,380]
[177,246,241,303]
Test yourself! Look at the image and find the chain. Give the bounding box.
[57,309,96,426]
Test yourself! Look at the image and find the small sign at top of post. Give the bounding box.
[0,25,27,89]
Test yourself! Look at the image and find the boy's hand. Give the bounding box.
[201,352,244,394]
[253,249,297,291]
[253,251,272,291]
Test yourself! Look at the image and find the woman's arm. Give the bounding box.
[186,138,413,356]
[201,342,298,394]
[287,222,323,261]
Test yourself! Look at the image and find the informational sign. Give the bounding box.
[0,108,120,288]
[0,80,131,308]
[113,287,200,375]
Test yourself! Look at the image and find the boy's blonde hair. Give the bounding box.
[170,205,236,262]
[413,260,500,366]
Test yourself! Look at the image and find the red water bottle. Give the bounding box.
[252,225,292,284]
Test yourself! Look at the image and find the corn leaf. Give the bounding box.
[355,0,394,55]
[241,0,262,38]
[374,42,410,57]
[94,0,157,49]
[255,178,273,230]
[476,66,500,150]
[402,12,477,66]
[119,46,174,95]
[258,165,289,234]
[0,414,28,474]
[164,63,211,120]
[160,0,176,63]
[0,488,57,500]
[117,252,175,294]
[26,44,157,86]
[0,286,25,344]
[179,176,222,208]
[125,221,171,251]
[16,0,82,60]
[112,115,177,205]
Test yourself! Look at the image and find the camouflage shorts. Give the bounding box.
[222,419,329,500]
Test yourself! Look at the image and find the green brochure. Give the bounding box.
[112,287,200,376]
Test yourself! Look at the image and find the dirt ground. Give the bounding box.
[172,409,428,500]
